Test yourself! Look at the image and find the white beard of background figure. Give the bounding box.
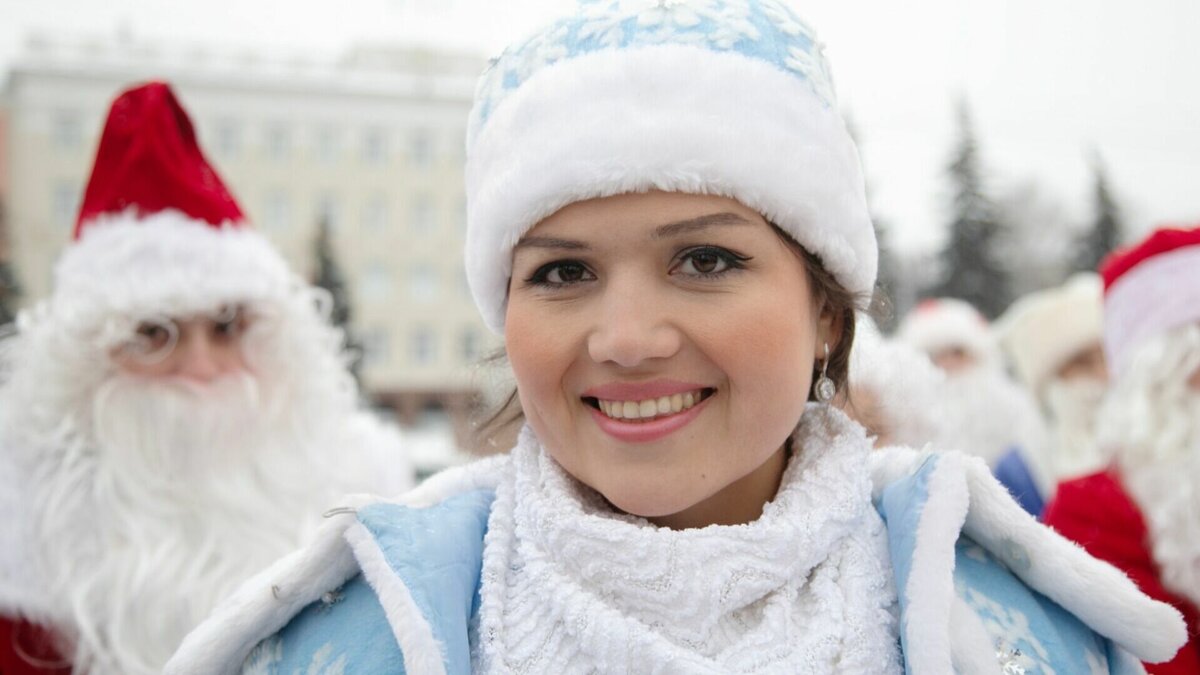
[931,364,1047,467]
[997,273,1111,485]
[897,297,1050,517]
[1103,324,1200,610]
[3,299,410,675]
[1043,376,1107,477]
[897,298,1048,468]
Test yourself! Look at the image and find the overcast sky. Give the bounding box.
[3,0,1198,254]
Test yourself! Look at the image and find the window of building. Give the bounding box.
[364,127,388,165]
[263,188,291,232]
[410,326,437,365]
[52,180,81,230]
[52,111,82,150]
[410,193,435,234]
[361,326,391,366]
[215,119,241,158]
[362,194,389,232]
[316,191,341,230]
[315,126,340,165]
[460,327,482,363]
[410,129,433,168]
[266,123,290,161]
[409,264,438,303]
[360,263,393,303]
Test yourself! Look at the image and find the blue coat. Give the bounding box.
[166,451,1184,675]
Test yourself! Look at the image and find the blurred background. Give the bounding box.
[0,0,1197,474]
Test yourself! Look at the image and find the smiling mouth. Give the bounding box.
[582,388,716,423]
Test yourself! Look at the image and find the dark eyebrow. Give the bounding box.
[513,212,752,251]
[652,212,754,239]
[513,236,591,251]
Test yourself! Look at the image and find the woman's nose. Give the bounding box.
[586,280,682,368]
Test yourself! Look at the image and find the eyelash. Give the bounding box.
[523,246,751,289]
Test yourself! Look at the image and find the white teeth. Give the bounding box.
[594,389,708,421]
[656,396,671,415]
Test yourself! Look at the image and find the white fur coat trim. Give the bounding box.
[464,44,874,333]
[44,211,294,338]
[871,447,1187,665]
[163,455,507,675]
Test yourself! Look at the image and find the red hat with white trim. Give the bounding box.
[50,81,293,340]
[1100,224,1200,377]
[73,82,244,237]
[897,297,999,367]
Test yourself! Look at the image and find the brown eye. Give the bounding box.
[528,260,595,287]
[551,263,588,283]
[689,251,721,274]
[212,311,246,340]
[672,246,748,277]
[135,323,171,351]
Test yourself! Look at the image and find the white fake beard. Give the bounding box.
[1121,409,1200,610]
[1042,378,1108,480]
[932,368,1046,468]
[1106,325,1200,609]
[34,373,339,675]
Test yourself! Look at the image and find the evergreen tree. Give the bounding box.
[312,217,362,378]
[1072,155,1124,273]
[0,197,20,328]
[927,100,1011,318]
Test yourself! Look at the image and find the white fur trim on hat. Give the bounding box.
[1104,244,1200,378]
[47,210,295,344]
[996,274,1103,393]
[465,44,874,334]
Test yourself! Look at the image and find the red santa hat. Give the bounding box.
[897,297,999,367]
[50,81,293,339]
[1100,224,1200,378]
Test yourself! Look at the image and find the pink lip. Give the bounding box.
[587,392,713,443]
[582,379,707,401]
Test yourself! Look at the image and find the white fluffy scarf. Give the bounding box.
[474,407,900,674]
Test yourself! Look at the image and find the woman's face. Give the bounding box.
[506,191,837,528]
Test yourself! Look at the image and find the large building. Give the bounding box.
[2,35,503,461]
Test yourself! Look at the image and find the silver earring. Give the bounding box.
[814,342,836,403]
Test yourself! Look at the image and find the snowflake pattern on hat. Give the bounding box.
[472,0,836,135]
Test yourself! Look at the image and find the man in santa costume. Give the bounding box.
[997,274,1110,487]
[0,82,414,674]
[1045,225,1200,674]
[897,297,1049,513]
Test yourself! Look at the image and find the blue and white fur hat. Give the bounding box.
[465,0,876,333]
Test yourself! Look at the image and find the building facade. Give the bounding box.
[3,36,501,457]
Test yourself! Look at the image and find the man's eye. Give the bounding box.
[136,323,171,347]
[213,312,247,338]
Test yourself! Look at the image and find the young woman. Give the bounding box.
[167,2,1184,673]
